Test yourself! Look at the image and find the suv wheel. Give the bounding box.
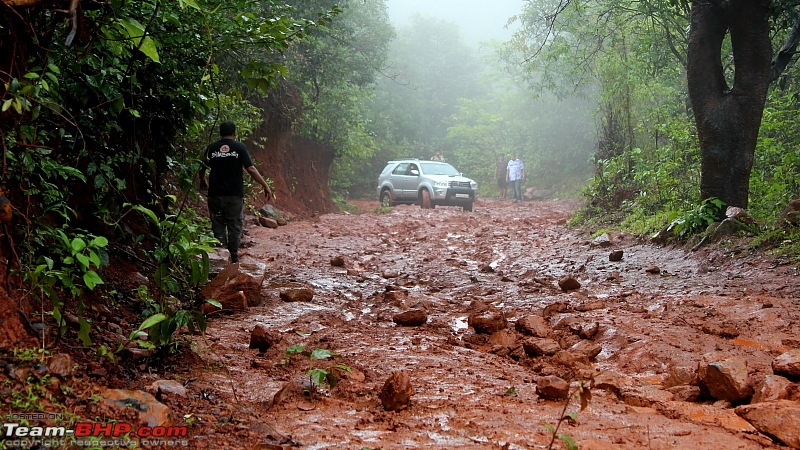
[420,189,433,209]
[380,190,394,207]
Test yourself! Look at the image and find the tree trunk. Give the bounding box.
[686,0,772,210]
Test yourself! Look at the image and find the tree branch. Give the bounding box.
[770,18,800,83]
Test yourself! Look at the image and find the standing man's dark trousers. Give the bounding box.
[208,196,244,263]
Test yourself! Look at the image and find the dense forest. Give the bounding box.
[1,0,799,352]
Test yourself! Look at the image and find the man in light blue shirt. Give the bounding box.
[506,153,525,202]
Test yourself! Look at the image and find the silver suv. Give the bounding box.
[377,159,478,212]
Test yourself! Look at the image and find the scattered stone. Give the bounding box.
[47,354,73,378]
[666,385,701,402]
[148,380,187,399]
[259,204,283,220]
[752,375,793,403]
[101,388,172,427]
[701,356,754,403]
[772,349,800,379]
[276,218,288,226]
[620,385,675,408]
[468,309,507,334]
[392,309,428,327]
[701,321,740,339]
[271,381,305,407]
[522,338,561,357]
[609,250,624,262]
[593,371,631,397]
[536,376,569,400]
[551,350,592,370]
[570,341,602,360]
[645,266,661,274]
[578,322,600,339]
[591,233,613,247]
[330,256,346,267]
[542,301,569,318]
[558,275,581,292]
[574,301,606,312]
[478,263,495,273]
[514,315,551,338]
[258,217,279,228]
[379,371,413,411]
[213,290,248,311]
[249,324,282,352]
[279,288,314,303]
[735,400,800,448]
[201,264,265,308]
[664,365,699,388]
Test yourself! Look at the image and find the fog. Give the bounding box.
[386,0,525,44]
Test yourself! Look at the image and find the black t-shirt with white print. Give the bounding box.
[205,138,253,197]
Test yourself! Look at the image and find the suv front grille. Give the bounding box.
[449,181,471,189]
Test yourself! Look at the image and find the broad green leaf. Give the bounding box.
[78,318,92,346]
[308,368,328,387]
[71,238,87,252]
[83,270,104,289]
[557,434,578,450]
[310,348,333,360]
[138,36,160,63]
[205,299,222,308]
[137,313,167,331]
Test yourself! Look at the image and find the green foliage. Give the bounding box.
[667,197,726,238]
[283,345,350,392]
[123,202,216,350]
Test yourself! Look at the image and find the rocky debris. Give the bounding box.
[574,301,606,312]
[524,188,553,201]
[249,324,282,352]
[201,263,266,309]
[542,301,569,318]
[752,375,793,403]
[645,265,661,274]
[280,287,314,303]
[100,388,172,427]
[536,375,569,400]
[701,320,740,339]
[522,338,561,357]
[271,381,305,407]
[514,314,550,338]
[148,380,187,400]
[330,256,346,267]
[608,249,624,262]
[557,275,581,292]
[379,371,413,411]
[258,216,279,228]
[773,349,800,379]
[577,322,600,339]
[593,370,630,396]
[468,309,507,334]
[392,309,428,327]
[591,233,613,248]
[620,385,675,408]
[735,400,800,448]
[664,365,699,388]
[570,341,602,360]
[259,204,283,220]
[666,385,701,402]
[551,350,592,371]
[700,355,753,403]
[47,353,73,378]
[778,198,800,226]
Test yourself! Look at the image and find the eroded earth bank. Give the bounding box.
[174,199,799,449]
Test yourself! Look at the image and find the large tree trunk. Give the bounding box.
[687,0,772,210]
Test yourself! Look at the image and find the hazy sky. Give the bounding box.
[386,0,525,44]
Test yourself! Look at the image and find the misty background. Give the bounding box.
[328,0,597,198]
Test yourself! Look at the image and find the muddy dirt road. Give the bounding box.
[174,199,799,449]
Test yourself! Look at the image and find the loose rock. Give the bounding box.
[379,371,413,411]
[536,376,569,400]
[249,324,282,352]
[735,400,800,448]
[558,275,581,292]
[772,349,800,379]
[392,309,428,327]
[522,338,561,357]
[47,353,73,378]
[468,309,507,334]
[701,356,754,403]
[280,288,314,303]
[514,315,550,338]
[609,250,624,262]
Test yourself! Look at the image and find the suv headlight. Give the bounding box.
[470,181,478,189]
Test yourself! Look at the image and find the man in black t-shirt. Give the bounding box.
[199,121,273,263]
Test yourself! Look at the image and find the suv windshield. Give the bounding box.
[420,162,460,176]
